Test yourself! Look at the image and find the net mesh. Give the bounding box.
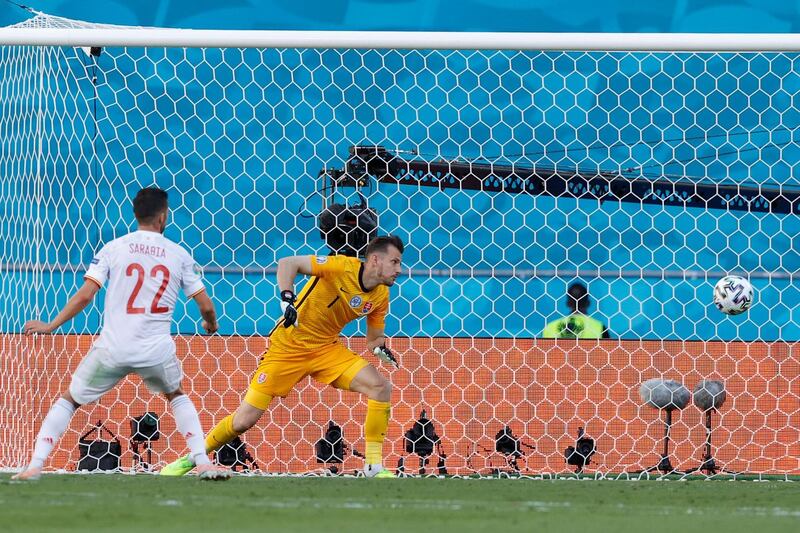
[1,13,798,477]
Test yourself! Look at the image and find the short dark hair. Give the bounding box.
[365,235,404,257]
[567,282,590,312]
[133,187,168,224]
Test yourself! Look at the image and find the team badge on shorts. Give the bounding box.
[361,302,373,313]
[257,372,267,384]
[349,295,363,308]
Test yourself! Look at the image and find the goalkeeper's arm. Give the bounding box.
[275,255,315,328]
[366,326,398,368]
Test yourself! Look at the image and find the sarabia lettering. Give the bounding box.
[129,243,167,257]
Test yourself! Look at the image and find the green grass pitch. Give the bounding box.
[0,474,798,532]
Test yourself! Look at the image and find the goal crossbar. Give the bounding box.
[4,28,800,51]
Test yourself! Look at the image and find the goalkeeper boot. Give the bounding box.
[159,455,195,477]
[197,463,231,481]
[11,466,42,481]
[364,464,396,478]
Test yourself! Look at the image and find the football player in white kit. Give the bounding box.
[13,187,229,481]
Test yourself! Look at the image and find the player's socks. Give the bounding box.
[364,399,390,471]
[204,414,241,454]
[28,398,76,471]
[170,395,210,467]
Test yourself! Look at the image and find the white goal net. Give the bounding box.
[1,11,798,477]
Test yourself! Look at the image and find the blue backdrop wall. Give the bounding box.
[2,1,800,341]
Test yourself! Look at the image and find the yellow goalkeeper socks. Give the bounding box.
[364,399,391,464]
[205,414,241,454]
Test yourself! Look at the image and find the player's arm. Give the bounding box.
[275,255,314,328]
[192,290,218,334]
[24,280,100,334]
[180,250,218,334]
[366,325,387,352]
[367,325,398,368]
[276,255,314,293]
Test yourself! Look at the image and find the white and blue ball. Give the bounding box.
[713,275,753,315]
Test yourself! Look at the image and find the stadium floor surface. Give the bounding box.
[0,474,797,532]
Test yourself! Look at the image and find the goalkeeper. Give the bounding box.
[161,235,404,478]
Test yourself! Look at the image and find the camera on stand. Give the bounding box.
[564,427,596,473]
[397,410,447,476]
[493,426,535,474]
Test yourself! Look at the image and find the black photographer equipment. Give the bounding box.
[397,409,447,475]
[494,426,535,473]
[215,436,258,472]
[314,420,364,474]
[77,421,121,472]
[316,420,346,464]
[130,411,159,471]
[318,195,378,257]
[564,426,596,473]
[315,146,381,257]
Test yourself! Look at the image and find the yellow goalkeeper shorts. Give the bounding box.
[245,343,369,406]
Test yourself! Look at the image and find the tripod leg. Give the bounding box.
[656,410,675,473]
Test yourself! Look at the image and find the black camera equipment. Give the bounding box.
[323,144,798,216]
[77,421,121,472]
[315,146,383,257]
[397,410,447,476]
[316,420,346,464]
[215,436,258,472]
[494,426,535,473]
[130,412,159,471]
[314,420,364,474]
[564,427,596,473]
[317,195,378,257]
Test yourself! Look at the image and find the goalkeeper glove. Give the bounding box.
[373,344,399,369]
[280,290,298,328]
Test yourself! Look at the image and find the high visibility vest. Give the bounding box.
[542,313,606,339]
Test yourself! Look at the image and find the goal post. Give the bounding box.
[1,11,798,477]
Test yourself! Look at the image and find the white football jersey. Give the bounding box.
[84,230,205,367]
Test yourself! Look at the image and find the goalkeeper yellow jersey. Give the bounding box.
[268,254,389,353]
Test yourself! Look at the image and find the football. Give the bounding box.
[713,275,754,315]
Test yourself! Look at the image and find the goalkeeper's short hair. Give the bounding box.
[366,235,404,257]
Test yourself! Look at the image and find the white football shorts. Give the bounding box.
[69,346,183,404]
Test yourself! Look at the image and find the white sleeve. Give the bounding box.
[84,243,111,287]
[180,249,205,298]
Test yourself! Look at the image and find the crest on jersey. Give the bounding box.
[349,295,363,308]
[257,372,267,384]
[315,256,328,264]
[361,302,373,314]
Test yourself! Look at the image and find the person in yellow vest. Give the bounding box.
[542,282,610,339]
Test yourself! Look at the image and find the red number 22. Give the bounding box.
[126,263,170,314]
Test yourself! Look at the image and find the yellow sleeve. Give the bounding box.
[310,254,350,278]
[367,296,388,329]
